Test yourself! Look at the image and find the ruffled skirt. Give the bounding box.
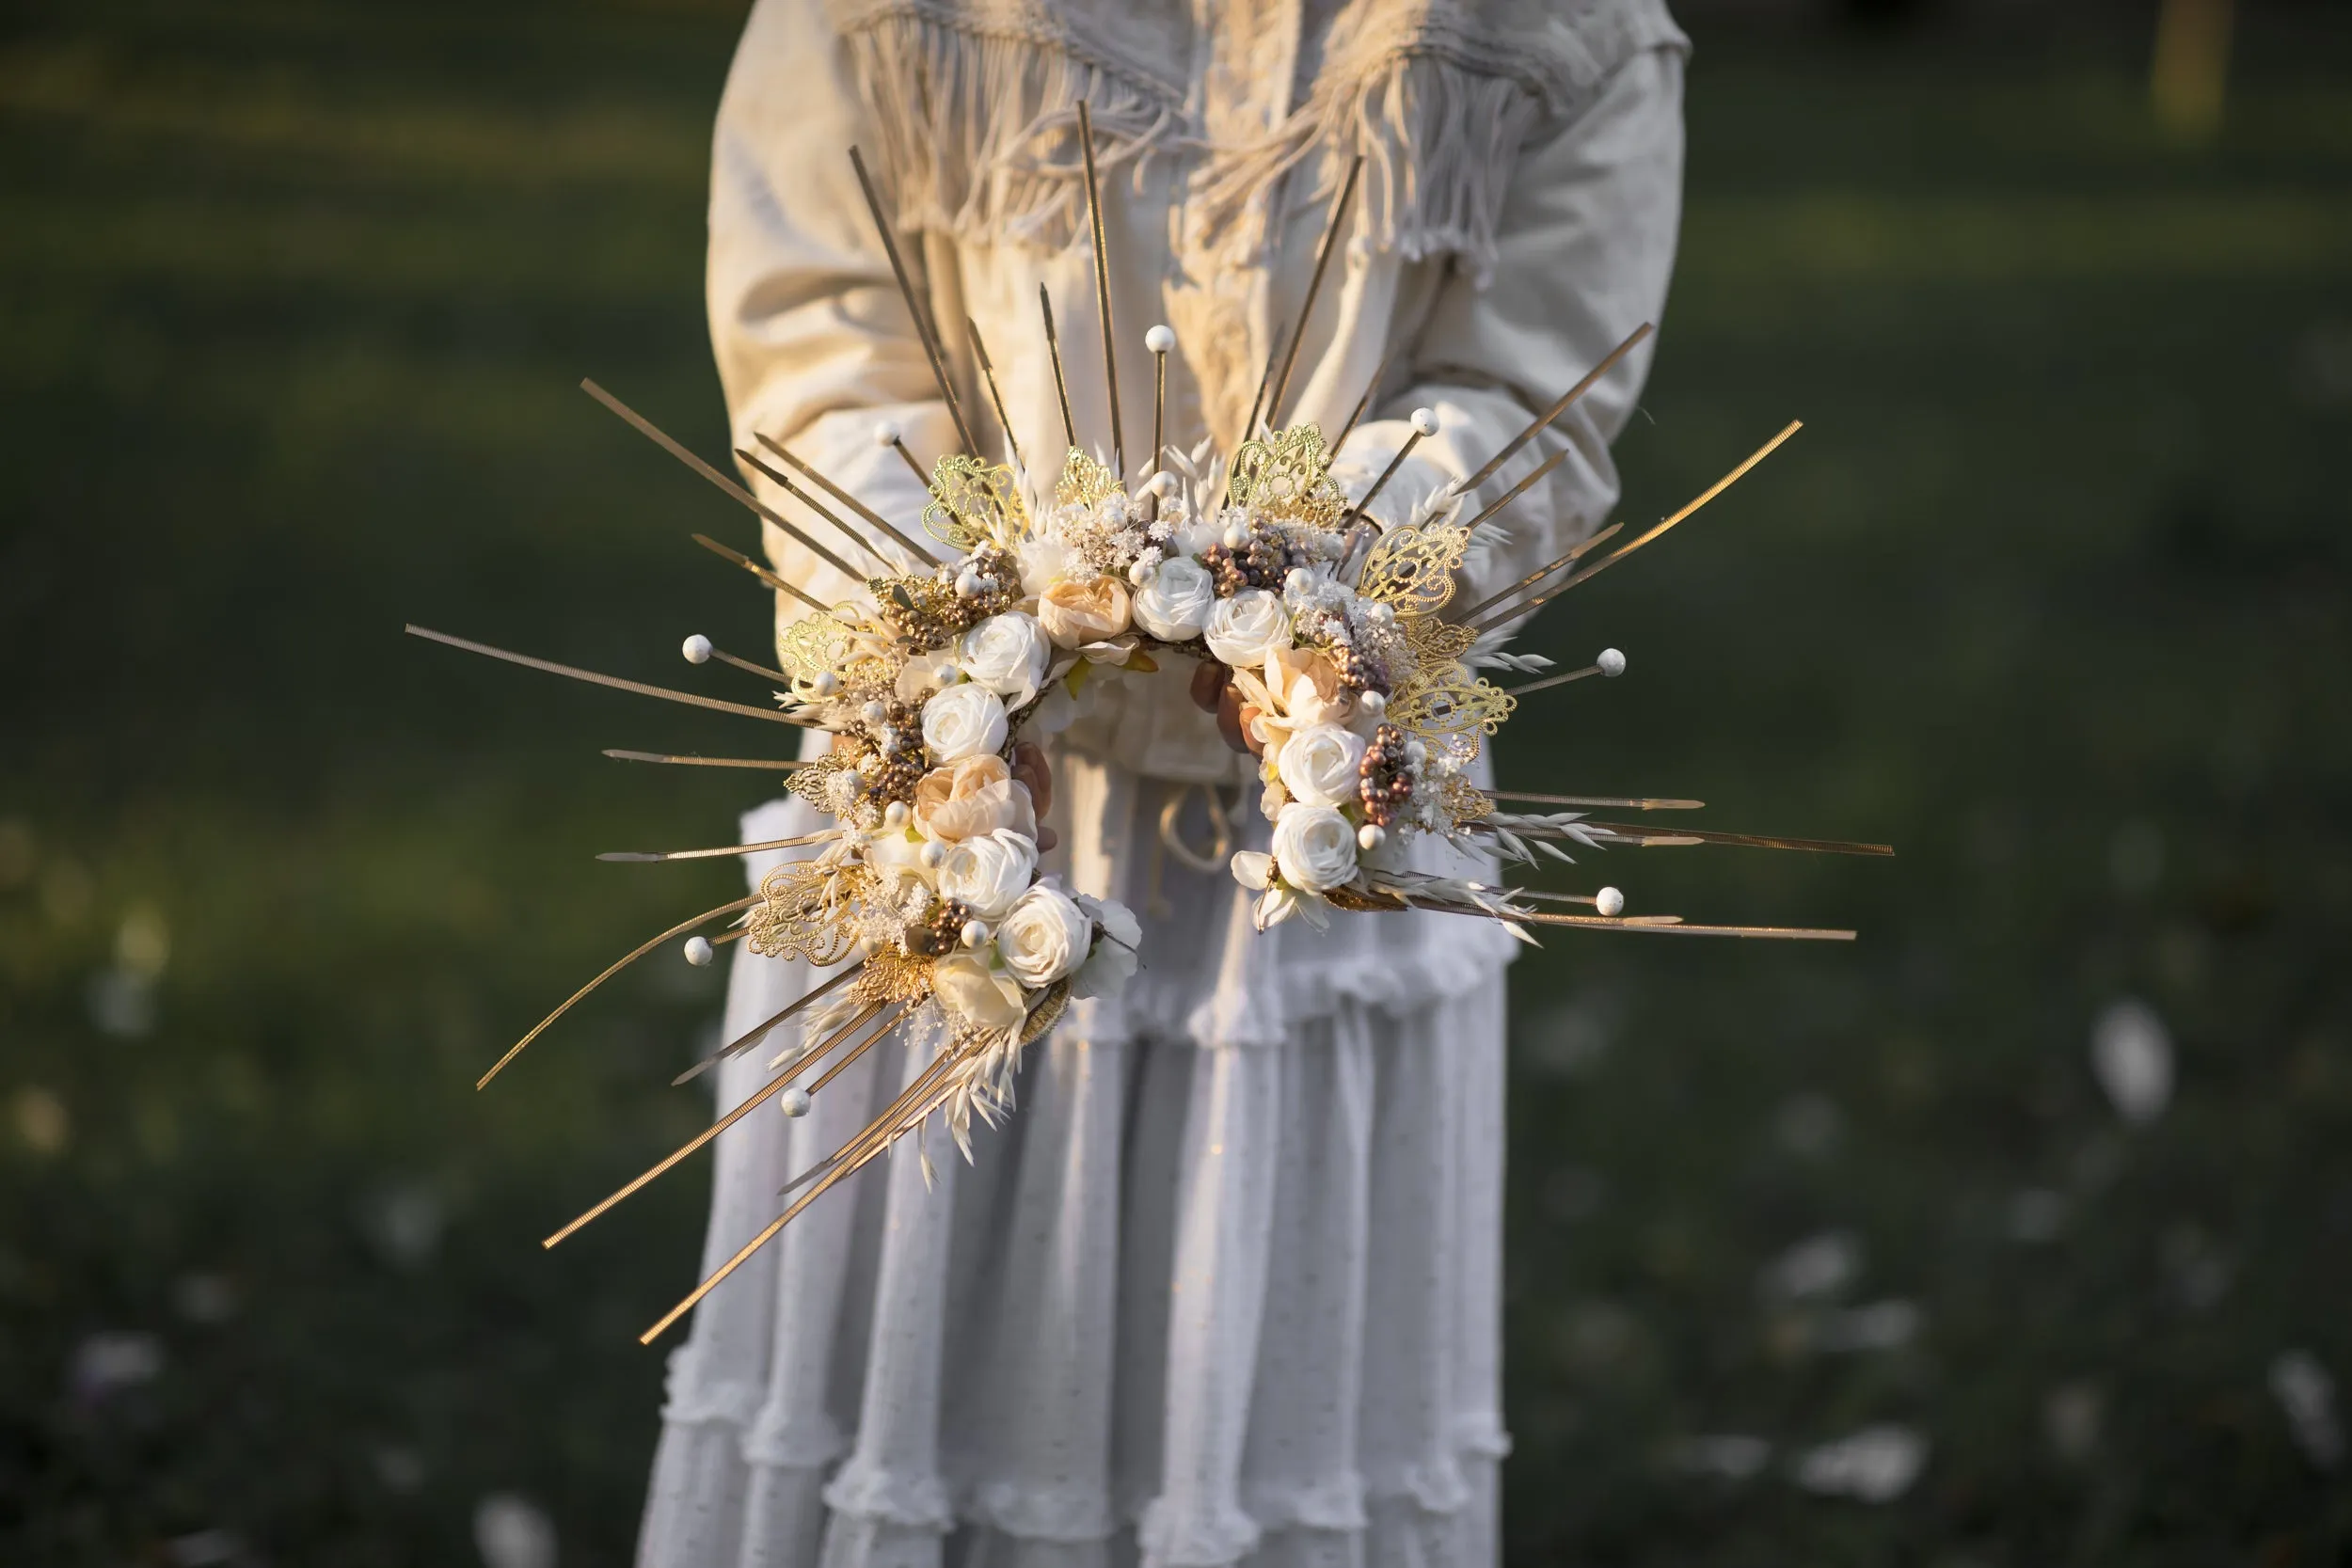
[638,757,1517,1568]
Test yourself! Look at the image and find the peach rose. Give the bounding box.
[1036,575,1132,649]
[912,754,1038,844]
[1263,645,1354,726]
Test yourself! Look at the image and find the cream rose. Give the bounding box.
[912,754,1037,843]
[1036,576,1132,649]
[894,647,960,702]
[1263,645,1353,726]
[957,613,1051,708]
[920,681,1008,764]
[1270,802,1360,894]
[932,951,1027,1032]
[936,828,1037,919]
[993,882,1092,988]
[1278,722,1367,809]
[1131,556,1216,641]
[1204,590,1290,668]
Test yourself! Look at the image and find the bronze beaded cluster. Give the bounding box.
[870,545,1024,649]
[1200,532,1287,597]
[903,896,975,958]
[1358,722,1414,828]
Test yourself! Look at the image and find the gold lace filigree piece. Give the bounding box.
[776,611,861,685]
[1388,665,1517,764]
[853,946,934,1006]
[1226,425,1345,528]
[1359,520,1470,619]
[1054,448,1119,510]
[747,861,866,966]
[1404,615,1477,671]
[1018,979,1072,1047]
[925,456,1023,551]
[1439,774,1495,832]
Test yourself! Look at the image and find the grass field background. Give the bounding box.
[3,1,2348,1560]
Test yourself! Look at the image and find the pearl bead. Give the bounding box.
[680,634,712,665]
[875,725,898,752]
[882,801,909,829]
[1144,324,1175,354]
[1129,558,1154,586]
[1409,406,1439,436]
[961,920,990,947]
[811,671,841,696]
[1359,690,1387,715]
[682,936,713,967]
[860,701,888,726]
[871,419,900,448]
[1597,647,1627,678]
[919,841,946,868]
[1367,603,1394,626]
[1285,568,1311,595]
[1357,824,1385,851]
[956,570,983,598]
[778,1087,811,1117]
[1222,524,1247,550]
[1596,886,1626,918]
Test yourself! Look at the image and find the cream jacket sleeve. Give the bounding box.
[1332,44,1686,625]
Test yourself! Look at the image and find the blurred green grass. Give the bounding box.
[3,2,2348,1562]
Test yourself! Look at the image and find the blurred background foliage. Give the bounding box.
[2,0,2348,1561]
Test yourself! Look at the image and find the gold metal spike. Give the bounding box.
[405,626,826,729]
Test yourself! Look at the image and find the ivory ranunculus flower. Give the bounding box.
[1278,722,1367,808]
[932,952,1027,1032]
[912,754,1037,843]
[1204,590,1290,668]
[1131,556,1216,641]
[993,882,1092,988]
[1270,802,1359,893]
[920,681,1008,764]
[936,829,1037,919]
[957,613,1051,708]
[1263,645,1353,726]
[1036,576,1132,649]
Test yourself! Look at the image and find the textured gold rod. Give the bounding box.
[966,316,1023,471]
[1579,821,1895,856]
[1486,789,1703,811]
[1502,663,1604,698]
[1460,446,1570,536]
[1075,102,1123,476]
[1451,521,1624,626]
[1149,336,1168,475]
[1328,345,1398,459]
[1454,321,1654,498]
[728,450,893,576]
[751,435,943,567]
[578,380,855,606]
[1243,326,1288,440]
[775,1025,973,1196]
[405,626,824,729]
[544,1000,886,1248]
[690,532,829,614]
[597,830,835,863]
[1265,154,1363,429]
[1343,422,1427,531]
[1040,284,1078,450]
[473,894,758,1090]
[603,749,816,771]
[708,647,794,686]
[671,961,866,1086]
[847,147,978,457]
[1412,897,1855,942]
[1485,420,1804,630]
[799,1004,905,1097]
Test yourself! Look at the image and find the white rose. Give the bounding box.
[936,828,1037,918]
[994,882,1092,988]
[1132,556,1216,642]
[1203,590,1291,668]
[920,681,1008,764]
[1270,802,1360,894]
[932,952,1027,1032]
[957,613,1051,708]
[1277,722,1366,809]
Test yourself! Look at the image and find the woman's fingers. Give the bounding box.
[1215,685,1263,757]
[1189,658,1231,714]
[1010,741,1054,817]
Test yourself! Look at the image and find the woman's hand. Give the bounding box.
[1011,741,1058,851]
[1189,659,1263,757]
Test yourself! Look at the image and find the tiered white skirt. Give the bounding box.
[638,756,1518,1568]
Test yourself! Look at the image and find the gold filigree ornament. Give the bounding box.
[776,610,874,699]
[1387,664,1518,764]
[1054,447,1119,510]
[924,456,1024,551]
[1438,773,1496,832]
[748,861,867,966]
[1226,425,1346,528]
[852,945,935,1006]
[1403,613,1477,672]
[1358,519,1470,619]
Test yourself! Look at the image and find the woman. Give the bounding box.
[640,1,1685,1563]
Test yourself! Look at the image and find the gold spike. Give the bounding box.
[596,830,835,863]
[750,435,944,567]
[689,532,829,614]
[1265,154,1362,429]
[1578,821,1894,856]
[1453,322,1654,497]
[1242,325,1287,440]
[671,961,865,1086]
[1410,896,1854,942]
[967,316,1024,471]
[1486,790,1703,811]
[471,893,758,1090]
[1343,421,1429,531]
[703,646,794,686]
[1449,522,1624,627]
[404,626,825,729]
[729,449,894,575]
[1075,102,1124,476]
[543,1000,888,1248]
[846,147,978,457]
[1327,344,1398,459]
[1040,284,1079,451]
[1501,663,1604,699]
[603,749,816,771]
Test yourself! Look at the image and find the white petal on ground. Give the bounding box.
[1759,1230,1861,1302]
[473,1493,558,1568]
[2270,1350,2345,1470]
[2090,996,2173,1124]
[1792,1424,1929,1502]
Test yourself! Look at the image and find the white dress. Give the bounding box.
[639,2,1685,1563]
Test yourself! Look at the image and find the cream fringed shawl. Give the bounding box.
[824,0,1687,281]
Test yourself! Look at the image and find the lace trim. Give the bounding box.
[1136,1492,1261,1567]
[658,1348,765,1428]
[824,1459,958,1531]
[743,1402,851,1469]
[1241,1472,1367,1532]
[970,1478,1117,1543]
